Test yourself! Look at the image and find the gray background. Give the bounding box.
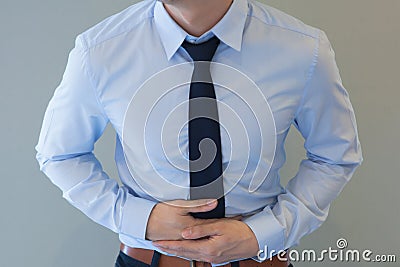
[1,0,399,266]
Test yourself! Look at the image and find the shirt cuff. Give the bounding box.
[120,194,157,240]
[242,207,286,260]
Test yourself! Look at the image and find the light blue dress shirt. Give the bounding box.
[36,0,362,262]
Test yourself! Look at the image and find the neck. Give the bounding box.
[162,0,233,37]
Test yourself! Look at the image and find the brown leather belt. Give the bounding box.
[120,243,289,267]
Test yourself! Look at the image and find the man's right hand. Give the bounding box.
[145,199,218,241]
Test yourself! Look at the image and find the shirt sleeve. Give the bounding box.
[35,36,156,240]
[242,30,363,258]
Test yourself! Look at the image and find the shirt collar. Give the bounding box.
[154,0,249,60]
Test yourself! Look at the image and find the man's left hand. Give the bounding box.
[153,219,259,264]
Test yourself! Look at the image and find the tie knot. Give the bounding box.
[182,36,220,62]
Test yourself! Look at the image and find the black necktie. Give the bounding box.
[182,36,225,219]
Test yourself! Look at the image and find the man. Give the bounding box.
[36,0,362,266]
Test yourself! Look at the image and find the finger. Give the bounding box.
[154,239,225,263]
[157,247,207,262]
[165,199,217,210]
[153,239,207,255]
[161,199,217,215]
[181,221,221,239]
[182,199,218,214]
[187,216,243,238]
[192,215,242,226]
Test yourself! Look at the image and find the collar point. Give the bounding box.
[231,43,243,52]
